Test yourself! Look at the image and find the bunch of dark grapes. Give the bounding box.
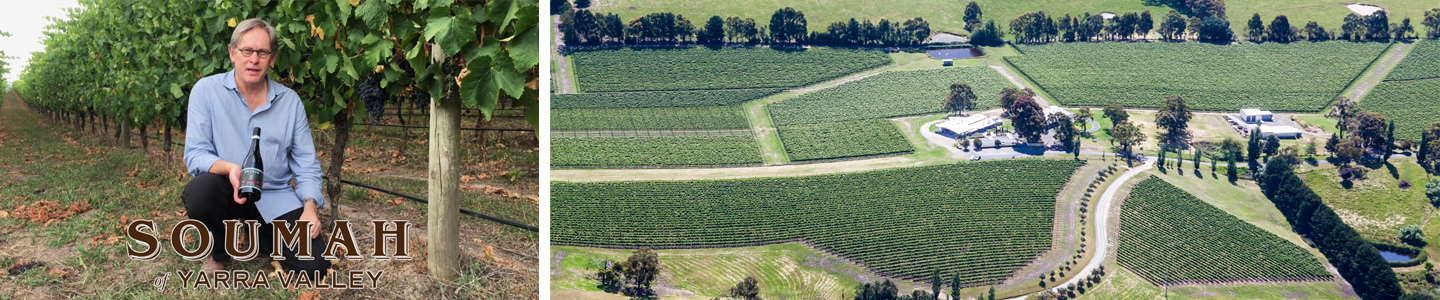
[442,60,461,76]
[356,74,389,125]
[412,90,430,115]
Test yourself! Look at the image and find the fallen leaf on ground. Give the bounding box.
[297,289,319,300]
[460,185,477,191]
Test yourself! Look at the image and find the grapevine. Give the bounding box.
[357,74,388,125]
[1118,177,1332,284]
[1006,41,1390,112]
[571,47,891,92]
[551,160,1085,283]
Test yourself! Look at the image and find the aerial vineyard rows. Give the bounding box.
[1006,41,1390,112]
[777,119,913,161]
[551,106,749,130]
[768,67,1014,126]
[1118,177,1332,285]
[570,47,892,92]
[1384,40,1440,81]
[551,88,784,109]
[550,135,763,167]
[551,160,1086,284]
[1359,78,1440,141]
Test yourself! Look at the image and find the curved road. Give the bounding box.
[1051,157,1155,294]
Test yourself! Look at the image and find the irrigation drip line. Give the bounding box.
[323,176,539,233]
[386,113,527,119]
[354,122,535,132]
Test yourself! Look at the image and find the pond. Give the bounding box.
[1378,249,1416,262]
[926,47,983,60]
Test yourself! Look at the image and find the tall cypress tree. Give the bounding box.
[1248,131,1262,163]
[1384,120,1395,160]
[930,269,942,300]
[1227,154,1238,180]
[1159,145,1168,167]
[1420,133,1431,166]
[1194,148,1202,170]
[1211,151,1218,173]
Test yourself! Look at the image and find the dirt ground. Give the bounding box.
[0,92,538,299]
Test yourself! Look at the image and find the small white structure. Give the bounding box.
[1347,4,1384,16]
[1044,106,1076,118]
[942,59,954,66]
[1239,109,1273,124]
[1258,125,1303,139]
[936,114,1002,137]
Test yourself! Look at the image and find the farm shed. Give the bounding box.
[1240,109,1273,123]
[936,115,1002,137]
[1258,125,1303,139]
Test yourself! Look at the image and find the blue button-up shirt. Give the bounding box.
[184,70,326,222]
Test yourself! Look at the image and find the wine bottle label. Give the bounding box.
[239,168,263,191]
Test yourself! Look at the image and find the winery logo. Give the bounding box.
[125,219,410,290]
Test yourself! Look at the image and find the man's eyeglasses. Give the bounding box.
[236,48,273,59]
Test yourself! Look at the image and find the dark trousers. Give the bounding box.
[182,172,330,277]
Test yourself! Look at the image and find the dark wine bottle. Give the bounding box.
[238,127,263,202]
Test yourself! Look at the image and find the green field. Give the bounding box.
[570,47,892,92]
[777,119,914,161]
[1385,39,1440,82]
[1301,162,1435,243]
[551,106,750,130]
[1007,41,1391,112]
[1118,177,1331,284]
[767,67,1014,126]
[551,160,1085,284]
[551,244,871,300]
[551,135,763,167]
[1358,77,1440,141]
[552,88,784,109]
[582,0,1436,39]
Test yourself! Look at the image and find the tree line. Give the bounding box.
[1245,11,1419,42]
[559,6,931,47]
[1004,4,1440,44]
[1256,158,1405,300]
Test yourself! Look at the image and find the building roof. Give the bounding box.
[1258,125,1303,134]
[936,115,1000,136]
[1043,106,1075,117]
[1240,109,1272,116]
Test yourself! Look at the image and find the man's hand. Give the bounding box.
[215,161,245,205]
[301,199,321,239]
